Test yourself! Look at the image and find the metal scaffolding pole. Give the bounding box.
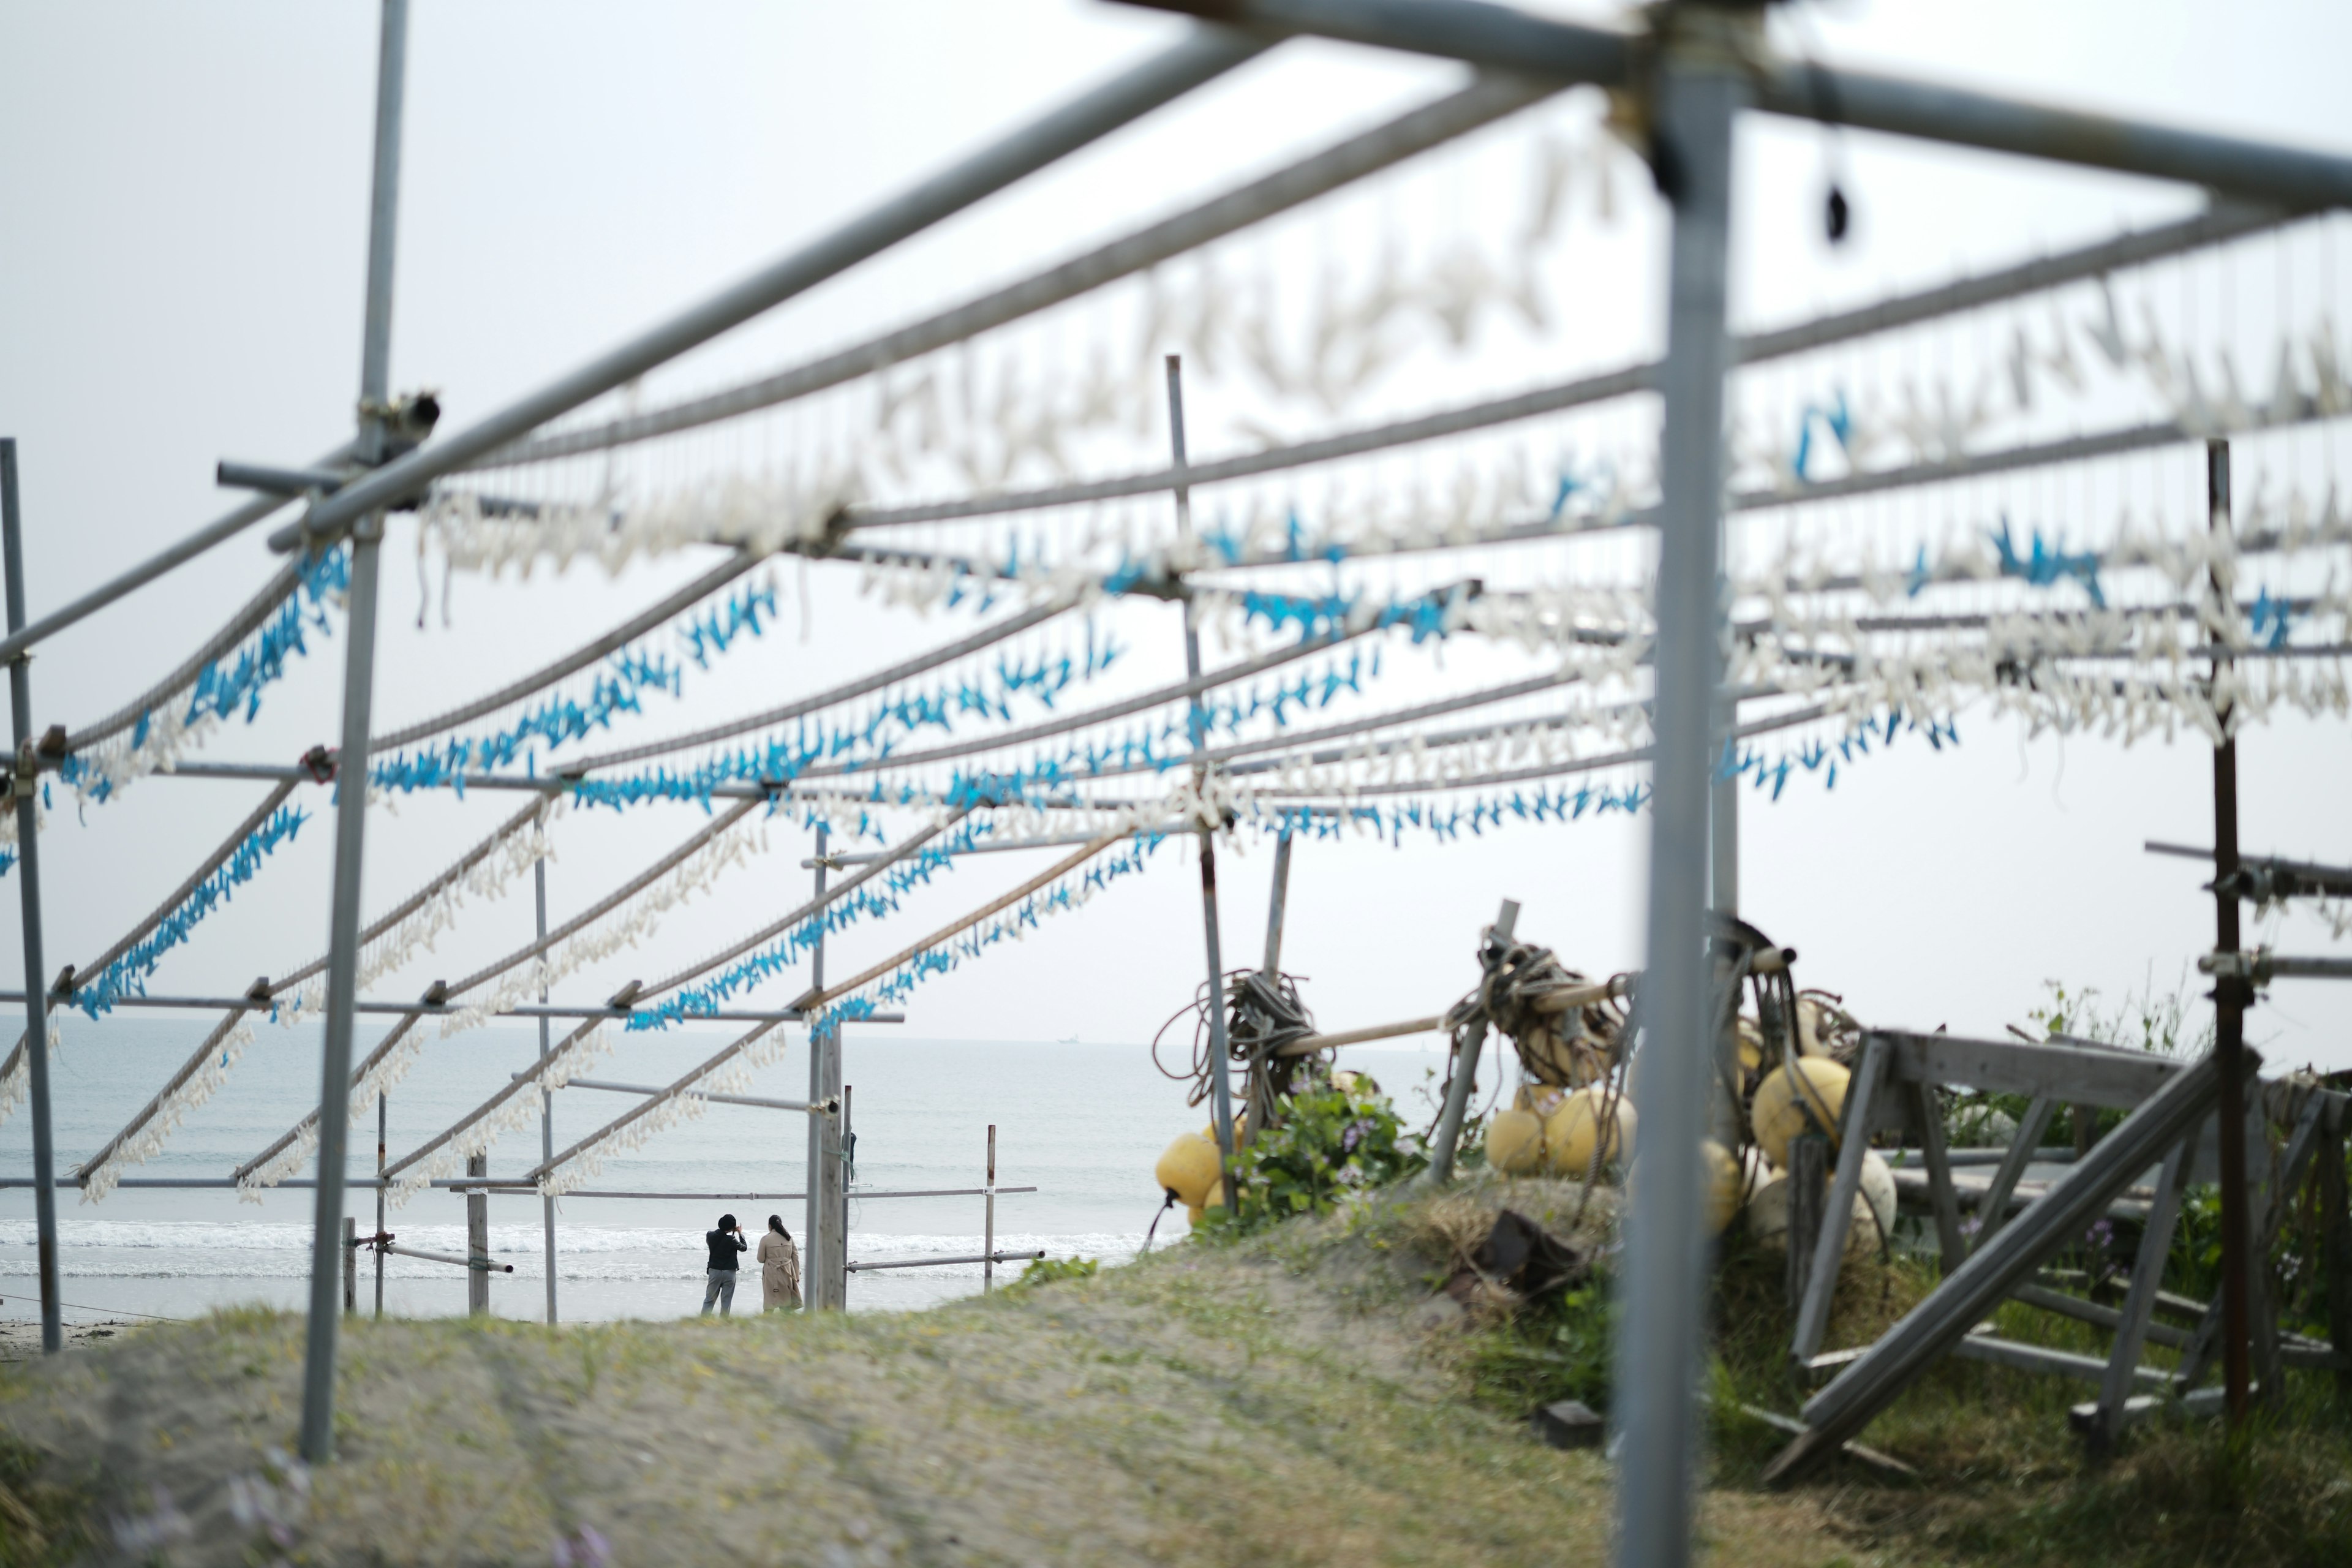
[2207,439,2253,1424]
[373,1091,386,1318]
[1,440,61,1356]
[300,0,405,1465]
[806,826,845,1310]
[1165,355,1240,1206]
[537,859,557,1324]
[1613,17,1743,1568]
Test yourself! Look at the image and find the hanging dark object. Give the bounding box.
[1825,183,1850,244]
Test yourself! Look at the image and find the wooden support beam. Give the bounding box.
[2320,1124,2352,1403]
[1792,1034,1888,1363]
[1785,1135,1828,1315]
[1974,1096,2057,1255]
[1906,1080,1966,1275]
[2012,1284,2191,1350]
[1952,1331,2171,1388]
[2090,1132,2195,1452]
[2070,1382,2240,1435]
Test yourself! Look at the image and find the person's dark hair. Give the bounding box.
[718,1212,737,1231]
[767,1214,787,1237]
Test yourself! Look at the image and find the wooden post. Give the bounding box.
[2320,1124,2352,1403]
[982,1124,998,1294]
[2089,1133,2194,1453]
[1785,1135,1828,1314]
[1427,900,1516,1183]
[1906,1082,1966,1275]
[466,1152,489,1316]
[1792,1034,1888,1363]
[342,1216,357,1316]
[1975,1097,2058,1254]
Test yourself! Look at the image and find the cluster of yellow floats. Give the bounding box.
[1475,1012,1897,1250]
[1152,944,1897,1253]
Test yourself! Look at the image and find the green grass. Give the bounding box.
[0,1432,94,1568]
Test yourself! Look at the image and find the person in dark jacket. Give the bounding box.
[701,1212,748,1315]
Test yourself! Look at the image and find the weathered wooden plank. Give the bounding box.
[1907,1080,1966,1275]
[1974,1096,2059,1255]
[2092,1132,2195,1449]
[2011,1284,2192,1350]
[1786,1134,1828,1314]
[1791,1034,1889,1363]
[2320,1125,2352,1400]
[1952,1332,2171,1388]
[1887,1030,2183,1109]
[2068,1382,2239,1434]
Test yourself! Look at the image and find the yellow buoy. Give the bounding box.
[1746,1152,1894,1256]
[1751,1058,1850,1170]
[1155,1133,1223,1210]
[1203,1177,1227,1212]
[1185,1202,1204,1226]
[1485,1107,1546,1175]
[1700,1139,1743,1236]
[1735,1016,1765,1074]
[1197,1112,1250,1145]
[1544,1087,1636,1177]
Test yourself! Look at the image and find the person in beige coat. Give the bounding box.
[758,1214,802,1311]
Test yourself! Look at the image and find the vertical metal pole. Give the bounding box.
[837,1083,853,1308]
[1613,19,1744,1568]
[343,1216,356,1314]
[1164,355,1240,1210]
[1709,735,1738,916]
[807,828,848,1311]
[465,1153,489,1316]
[0,439,61,1356]
[2208,436,2253,1426]
[804,825,825,1300]
[301,0,406,1466]
[537,859,557,1324]
[373,1091,385,1318]
[1261,828,1294,978]
[982,1124,997,1294]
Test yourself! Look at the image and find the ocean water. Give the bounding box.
[0,1014,1445,1325]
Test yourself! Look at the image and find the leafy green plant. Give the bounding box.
[1462,1280,1615,1414]
[1005,1256,1099,1293]
[1199,1079,1427,1237]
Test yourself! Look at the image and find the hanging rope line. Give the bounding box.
[530,827,1156,1194]
[75,797,562,1200]
[68,782,304,1018]
[57,549,348,805]
[369,551,760,752]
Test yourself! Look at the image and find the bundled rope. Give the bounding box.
[1150,967,1316,1137]
[1439,931,1629,1097]
[1227,970,1318,1135]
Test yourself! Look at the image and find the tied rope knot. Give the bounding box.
[1441,930,1628,1095]
[1225,970,1318,1134]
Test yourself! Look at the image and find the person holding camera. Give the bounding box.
[701,1212,749,1316]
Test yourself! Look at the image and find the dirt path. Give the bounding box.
[0,1319,135,1363]
[0,1211,1869,1566]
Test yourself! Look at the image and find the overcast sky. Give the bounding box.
[2,0,2350,1157]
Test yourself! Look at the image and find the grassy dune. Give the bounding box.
[2,1177,2348,1566]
